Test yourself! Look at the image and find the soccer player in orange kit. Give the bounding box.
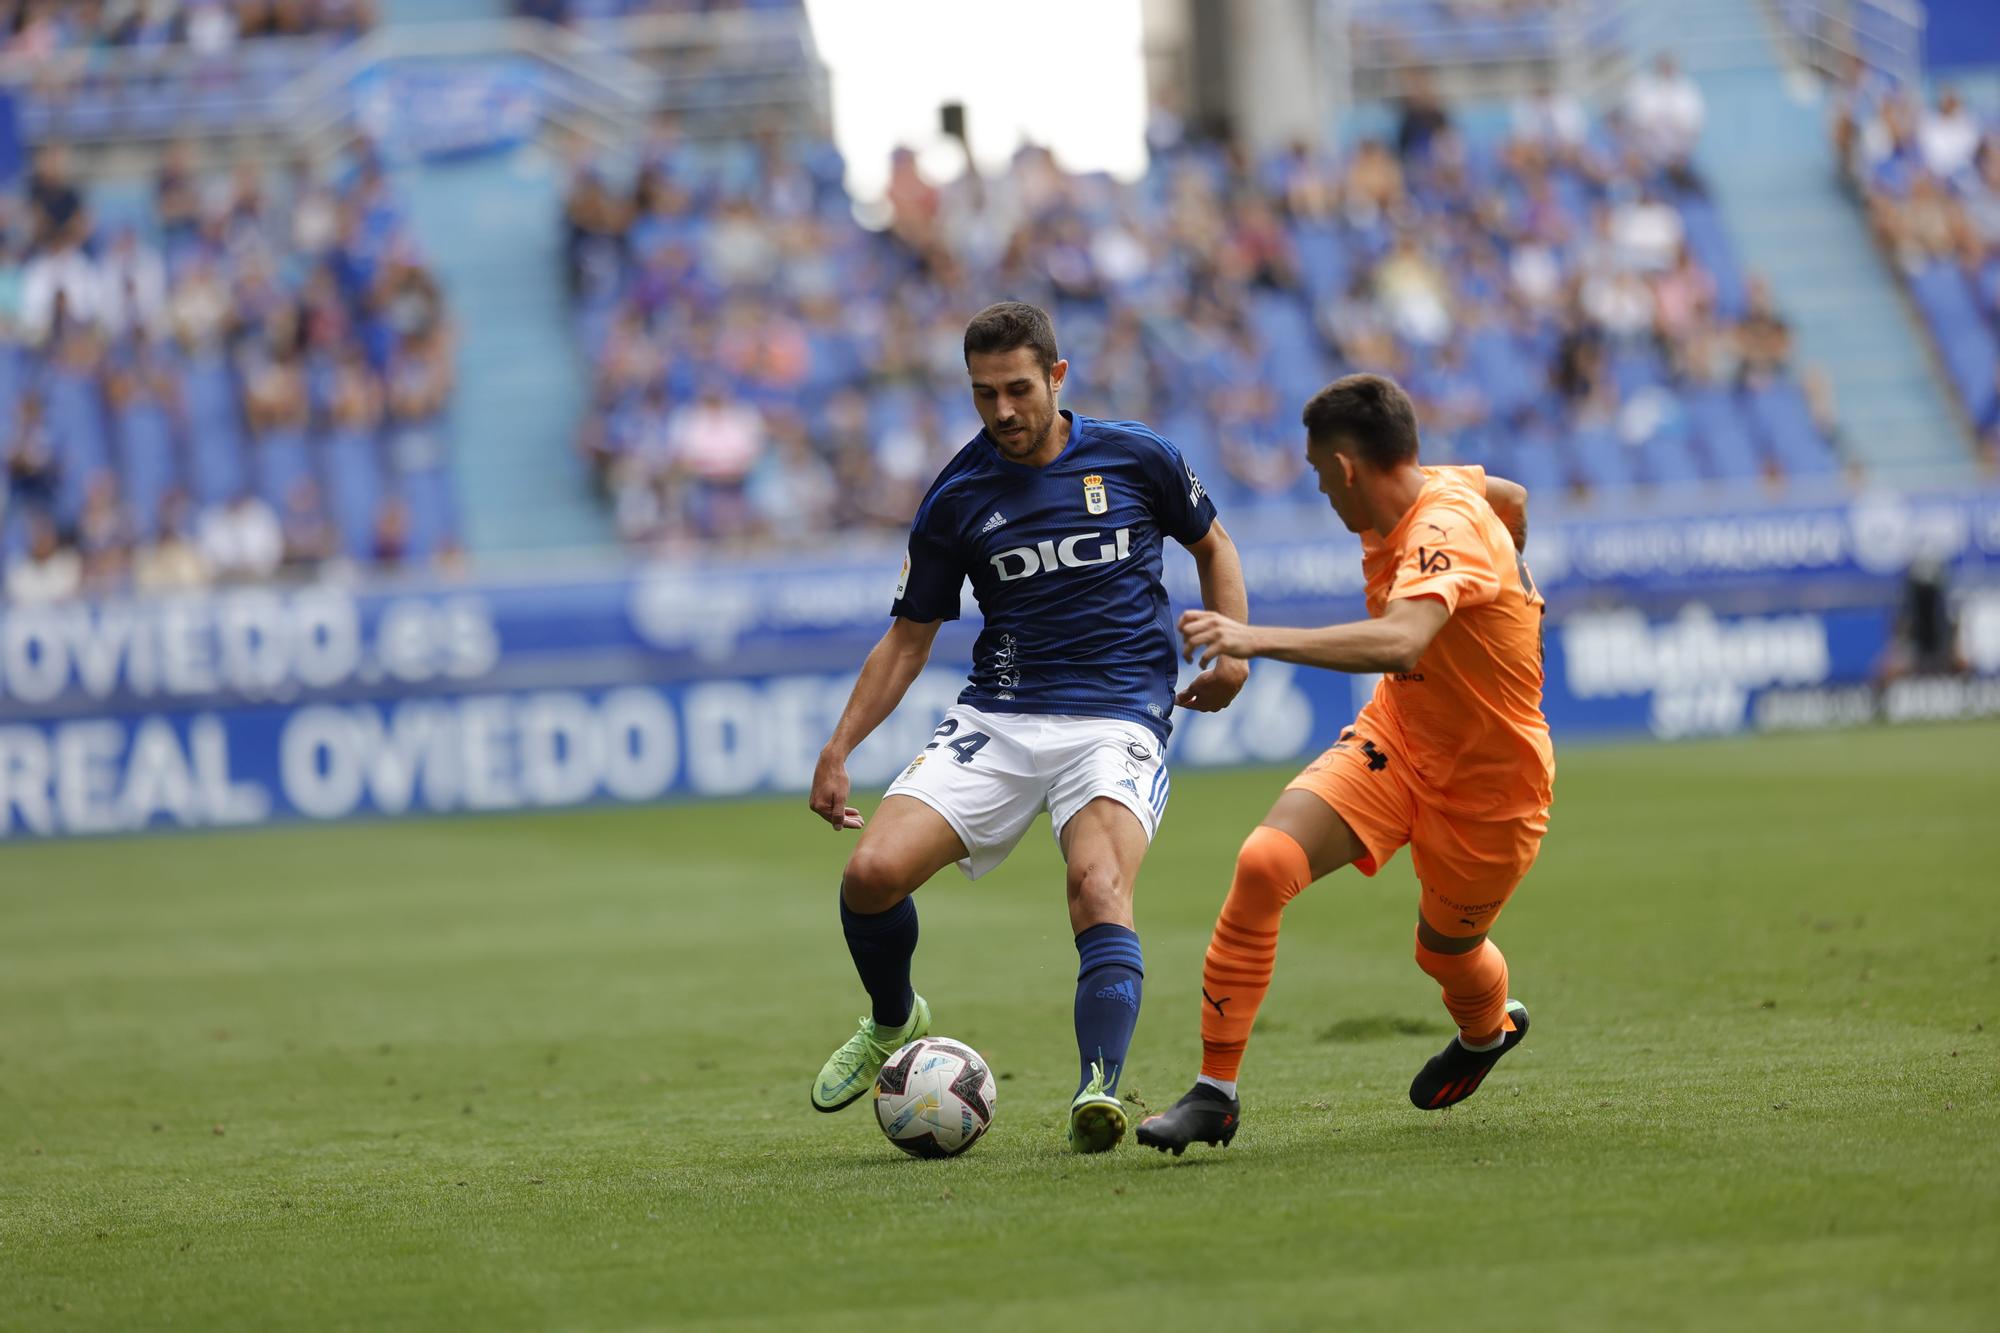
[1137,373,1554,1154]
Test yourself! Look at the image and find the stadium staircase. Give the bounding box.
[402,150,612,554]
[380,0,614,554]
[1629,0,1972,482]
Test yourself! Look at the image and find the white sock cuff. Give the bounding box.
[1196,1073,1238,1099]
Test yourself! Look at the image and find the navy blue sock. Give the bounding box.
[1073,923,1144,1095]
[839,893,918,1028]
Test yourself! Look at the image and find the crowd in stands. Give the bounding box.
[0,139,458,604]
[1835,67,2000,456]
[568,56,1840,553]
[517,0,797,24]
[0,0,375,56]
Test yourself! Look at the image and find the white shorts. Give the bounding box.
[883,704,1170,880]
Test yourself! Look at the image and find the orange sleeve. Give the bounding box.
[1385,497,1502,615]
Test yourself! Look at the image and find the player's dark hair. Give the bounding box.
[963,301,1060,376]
[1301,373,1421,468]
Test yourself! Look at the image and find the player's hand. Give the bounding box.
[1179,609,1259,669]
[1176,655,1249,712]
[808,748,866,831]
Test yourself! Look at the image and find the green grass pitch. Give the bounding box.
[2,723,1997,1331]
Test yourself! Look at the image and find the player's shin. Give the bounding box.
[1413,933,1511,1047]
[1200,826,1312,1087]
[1072,923,1144,1095]
[839,891,919,1028]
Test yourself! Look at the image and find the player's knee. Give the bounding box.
[1413,922,1487,975]
[841,847,920,913]
[1232,825,1311,906]
[1065,859,1129,924]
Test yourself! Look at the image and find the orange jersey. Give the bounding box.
[1353,464,1554,820]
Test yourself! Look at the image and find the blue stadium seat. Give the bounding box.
[44,370,112,523]
[1566,425,1635,495]
[323,429,384,558]
[1683,385,1763,483]
[115,402,180,540]
[1750,381,1840,478]
[1909,262,2000,423]
[184,356,250,504]
[400,467,458,559]
[255,428,315,508]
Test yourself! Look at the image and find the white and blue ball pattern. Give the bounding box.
[873,1038,997,1158]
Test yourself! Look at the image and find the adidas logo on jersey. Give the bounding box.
[981,511,1008,533]
[989,529,1133,581]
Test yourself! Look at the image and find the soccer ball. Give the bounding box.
[873,1037,997,1158]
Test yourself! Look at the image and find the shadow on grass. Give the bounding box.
[1316,1014,1450,1043]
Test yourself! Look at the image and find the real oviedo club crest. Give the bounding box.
[1083,474,1108,516]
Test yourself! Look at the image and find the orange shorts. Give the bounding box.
[1286,724,1547,939]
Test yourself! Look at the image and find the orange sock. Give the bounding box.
[1199,825,1312,1082]
[1413,932,1511,1045]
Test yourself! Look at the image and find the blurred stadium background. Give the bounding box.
[3,3,1998,1328]
[0,0,1995,834]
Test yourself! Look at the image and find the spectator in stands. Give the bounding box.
[20,229,100,345]
[1870,173,1965,271]
[1395,72,1451,162]
[1343,138,1405,222]
[5,391,59,515]
[200,493,284,583]
[1651,241,1716,348]
[1736,275,1794,390]
[281,480,340,573]
[1611,183,1684,272]
[75,471,133,591]
[1513,80,1588,151]
[1624,54,1705,188]
[370,495,411,567]
[669,383,765,544]
[1961,139,2000,250]
[98,227,168,340]
[133,491,211,593]
[1918,90,1983,182]
[1376,229,1453,344]
[6,512,82,604]
[565,164,630,304]
[27,144,86,253]
[749,411,838,542]
[155,140,203,243]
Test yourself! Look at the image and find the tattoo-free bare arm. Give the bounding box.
[809,617,943,829]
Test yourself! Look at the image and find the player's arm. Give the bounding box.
[1483,474,1529,553]
[809,616,944,831]
[1176,519,1251,712]
[1181,597,1451,676]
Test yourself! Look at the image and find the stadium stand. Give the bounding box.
[1,1,376,143]
[566,88,1843,551]
[1,137,458,600]
[1837,75,2000,455]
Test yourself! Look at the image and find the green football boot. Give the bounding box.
[1067,1059,1128,1153]
[809,994,931,1113]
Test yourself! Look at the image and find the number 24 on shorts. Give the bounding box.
[927,718,990,765]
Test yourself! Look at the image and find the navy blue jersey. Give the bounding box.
[891,411,1218,741]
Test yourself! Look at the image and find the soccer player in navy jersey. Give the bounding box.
[807,301,1251,1152]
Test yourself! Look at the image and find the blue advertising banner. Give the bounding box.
[5,596,1998,839]
[352,60,543,162]
[4,486,1999,837]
